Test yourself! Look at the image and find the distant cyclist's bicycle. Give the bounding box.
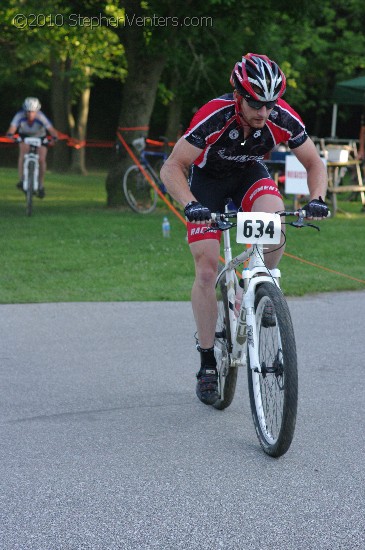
[210,205,328,457]
[122,137,174,214]
[16,136,49,216]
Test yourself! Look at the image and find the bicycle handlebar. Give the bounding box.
[211,209,331,220]
[18,136,54,145]
[210,209,331,232]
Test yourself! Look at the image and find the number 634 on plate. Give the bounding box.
[236,212,282,245]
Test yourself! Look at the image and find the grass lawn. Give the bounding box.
[1,166,364,303]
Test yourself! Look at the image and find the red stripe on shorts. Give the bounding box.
[186,222,221,244]
[241,178,282,212]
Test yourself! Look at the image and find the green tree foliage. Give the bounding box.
[0,0,126,171]
[153,0,365,137]
[0,0,126,91]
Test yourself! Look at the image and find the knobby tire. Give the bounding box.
[123,165,158,214]
[213,270,238,410]
[26,161,34,217]
[247,282,298,457]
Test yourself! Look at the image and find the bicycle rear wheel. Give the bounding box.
[26,161,34,217]
[213,270,238,410]
[123,165,158,214]
[247,282,298,457]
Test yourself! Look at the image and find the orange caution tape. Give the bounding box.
[1,133,114,149]
[119,126,149,131]
[146,138,176,148]
[56,132,114,149]
[284,252,365,284]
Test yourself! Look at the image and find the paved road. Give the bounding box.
[0,292,364,550]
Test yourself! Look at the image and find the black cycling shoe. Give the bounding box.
[37,188,45,199]
[196,366,219,405]
[16,181,24,191]
[261,301,276,327]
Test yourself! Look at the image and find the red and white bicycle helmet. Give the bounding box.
[23,97,41,112]
[230,53,286,101]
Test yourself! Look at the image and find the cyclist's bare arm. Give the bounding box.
[47,125,58,140]
[160,137,203,207]
[6,124,17,135]
[293,138,328,200]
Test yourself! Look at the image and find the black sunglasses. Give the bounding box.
[244,96,277,110]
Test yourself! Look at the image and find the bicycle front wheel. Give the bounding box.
[213,271,238,410]
[123,165,158,214]
[26,161,34,217]
[247,282,298,457]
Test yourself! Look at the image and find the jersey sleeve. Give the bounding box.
[276,99,308,149]
[37,111,53,129]
[183,98,234,150]
[10,111,23,128]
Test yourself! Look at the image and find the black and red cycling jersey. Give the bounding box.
[183,93,308,177]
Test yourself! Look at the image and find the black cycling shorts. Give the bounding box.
[189,161,275,212]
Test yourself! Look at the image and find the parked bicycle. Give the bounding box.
[123,137,175,214]
[15,136,50,216]
[210,205,328,457]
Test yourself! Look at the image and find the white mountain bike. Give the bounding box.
[210,205,326,457]
[19,136,47,216]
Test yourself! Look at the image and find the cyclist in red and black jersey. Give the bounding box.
[160,53,329,405]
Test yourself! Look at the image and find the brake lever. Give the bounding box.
[287,209,320,231]
[205,220,236,232]
[289,218,320,231]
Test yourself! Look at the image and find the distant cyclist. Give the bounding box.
[6,97,58,198]
[161,53,329,406]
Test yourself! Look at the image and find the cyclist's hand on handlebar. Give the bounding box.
[184,201,211,222]
[46,135,58,145]
[302,196,329,219]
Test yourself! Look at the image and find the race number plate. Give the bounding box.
[236,212,281,244]
[24,137,42,147]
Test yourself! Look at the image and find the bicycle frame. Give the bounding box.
[215,213,281,374]
[23,137,42,192]
[139,150,168,192]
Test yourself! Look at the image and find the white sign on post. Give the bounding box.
[285,155,327,195]
[285,155,309,195]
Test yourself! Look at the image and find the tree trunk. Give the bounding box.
[70,82,90,175]
[50,54,71,172]
[105,4,167,207]
[165,92,183,143]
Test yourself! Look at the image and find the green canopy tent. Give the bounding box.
[331,76,365,136]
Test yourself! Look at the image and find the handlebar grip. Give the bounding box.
[299,209,331,218]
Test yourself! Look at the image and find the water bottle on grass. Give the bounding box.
[162,217,170,237]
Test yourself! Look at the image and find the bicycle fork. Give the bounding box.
[23,154,39,191]
[229,254,281,373]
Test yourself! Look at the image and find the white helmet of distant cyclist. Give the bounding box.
[23,97,41,112]
[230,53,286,102]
